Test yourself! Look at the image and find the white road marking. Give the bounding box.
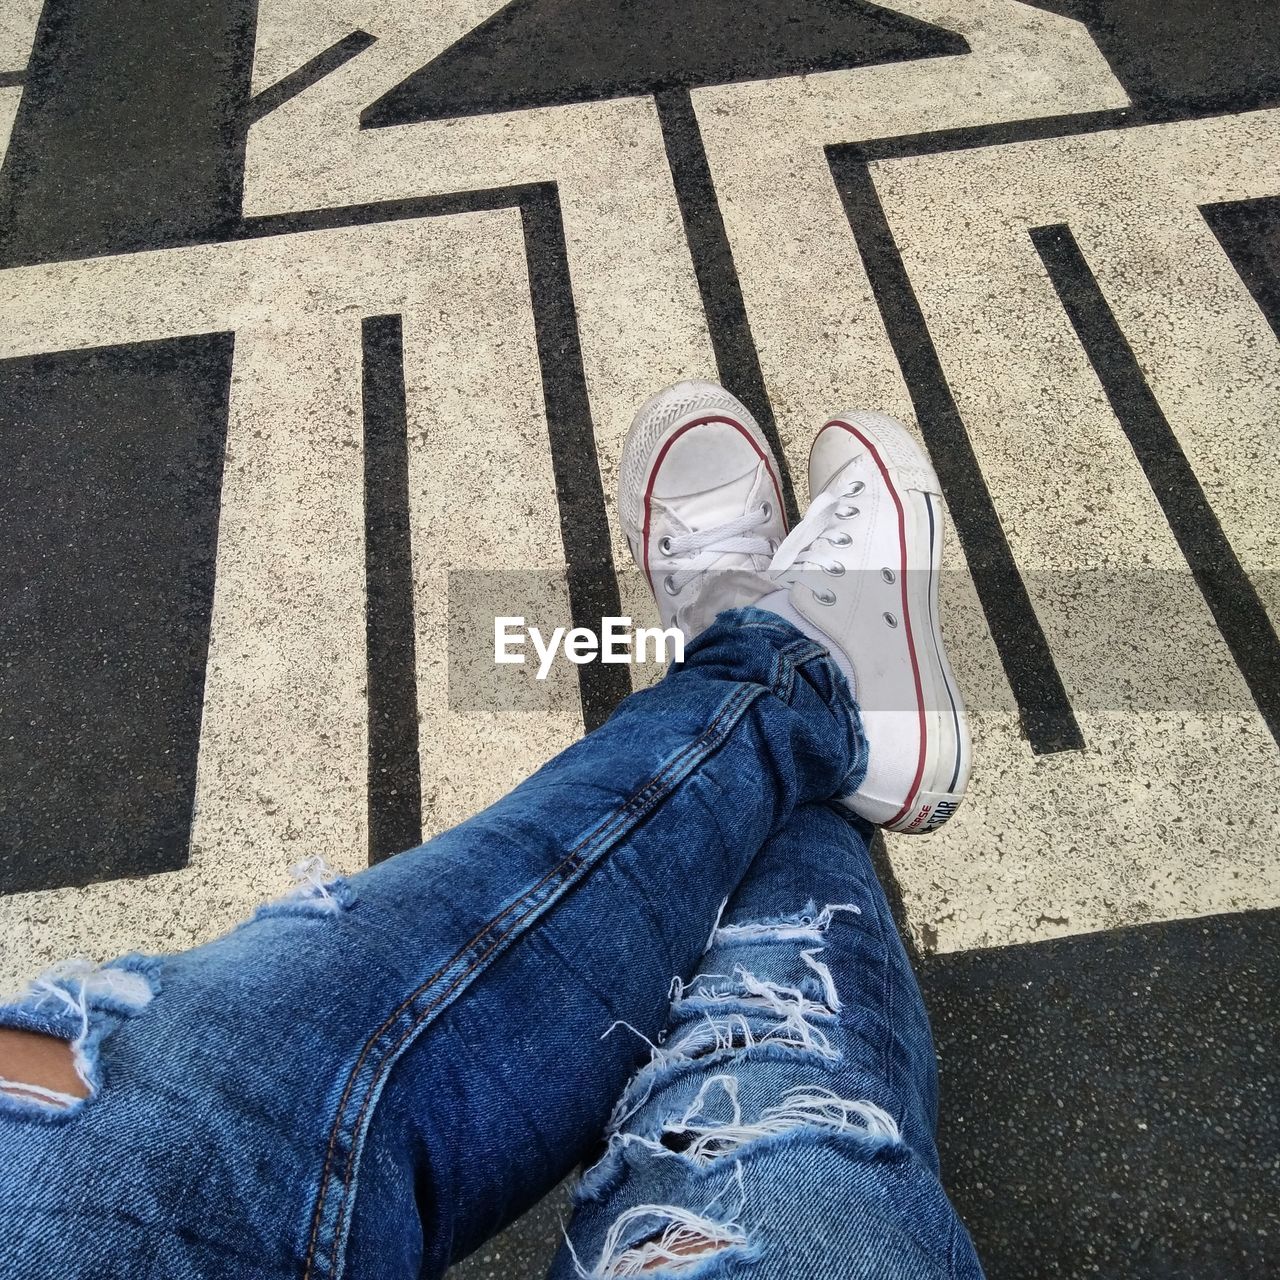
[872,110,1280,950]
[250,0,379,97]
[3,0,1277,973]
[400,207,583,837]
[0,86,20,165]
[244,0,719,573]
[0,0,42,73]
[692,0,1129,458]
[0,0,42,165]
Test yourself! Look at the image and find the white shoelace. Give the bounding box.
[657,503,776,596]
[769,482,865,594]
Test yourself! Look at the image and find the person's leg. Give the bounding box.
[0,607,862,1280]
[2,377,974,1280]
[551,803,983,1279]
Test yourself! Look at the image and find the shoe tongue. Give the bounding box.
[653,463,761,533]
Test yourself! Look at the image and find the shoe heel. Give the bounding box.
[884,788,965,834]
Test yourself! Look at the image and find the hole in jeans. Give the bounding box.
[0,1028,90,1107]
[0,953,161,1114]
[630,1230,730,1273]
[585,1206,749,1277]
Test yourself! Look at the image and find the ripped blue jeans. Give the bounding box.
[0,608,983,1279]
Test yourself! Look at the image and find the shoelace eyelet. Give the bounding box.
[761,501,772,520]
[836,506,860,519]
[659,536,673,556]
[883,611,898,628]
[823,562,846,577]
[813,588,837,606]
[663,575,679,596]
[830,532,853,547]
[847,481,866,497]
[881,567,896,583]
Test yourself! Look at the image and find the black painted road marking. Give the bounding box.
[1034,223,1280,749]
[363,315,425,864]
[1027,0,1280,119]
[520,186,632,732]
[239,188,544,239]
[1203,196,1280,344]
[655,87,798,524]
[855,108,1135,165]
[247,30,377,126]
[362,0,966,127]
[0,335,233,894]
[828,151,1085,756]
[0,0,257,266]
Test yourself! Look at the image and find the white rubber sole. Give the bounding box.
[820,414,971,834]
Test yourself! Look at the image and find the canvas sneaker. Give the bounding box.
[619,380,788,634]
[765,412,971,833]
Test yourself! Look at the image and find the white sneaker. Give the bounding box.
[766,412,971,833]
[619,380,788,635]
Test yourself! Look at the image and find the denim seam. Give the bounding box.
[767,636,863,795]
[303,681,765,1280]
[317,684,758,1271]
[779,639,829,666]
[734,619,799,636]
[731,618,824,660]
[877,878,903,1140]
[946,1210,960,1279]
[771,649,795,703]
